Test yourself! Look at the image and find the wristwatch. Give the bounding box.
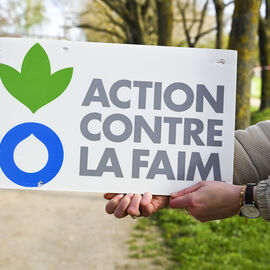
[240,183,260,219]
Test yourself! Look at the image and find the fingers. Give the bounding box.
[104,193,118,200]
[114,193,133,218]
[141,192,152,206]
[127,194,142,216]
[105,192,169,219]
[105,193,142,219]
[152,195,169,209]
[140,192,156,217]
[171,182,203,198]
[105,194,125,214]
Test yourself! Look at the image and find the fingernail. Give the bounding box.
[113,194,124,201]
[171,192,178,197]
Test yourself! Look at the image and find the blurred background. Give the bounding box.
[0,0,270,270]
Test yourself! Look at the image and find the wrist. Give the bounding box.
[239,185,246,208]
[232,185,244,214]
[253,186,257,205]
[239,184,258,205]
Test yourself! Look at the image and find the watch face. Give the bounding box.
[240,205,260,219]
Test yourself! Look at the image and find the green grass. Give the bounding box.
[132,210,270,270]
[250,76,270,124]
[251,108,270,124]
[128,218,172,269]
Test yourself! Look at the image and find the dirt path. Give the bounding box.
[0,189,140,270]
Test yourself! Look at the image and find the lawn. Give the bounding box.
[250,76,270,123]
[132,210,270,270]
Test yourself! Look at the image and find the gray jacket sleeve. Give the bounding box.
[233,120,270,221]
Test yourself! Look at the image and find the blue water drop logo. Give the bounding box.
[14,134,49,173]
[0,123,64,187]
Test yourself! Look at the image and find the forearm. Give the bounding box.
[256,179,270,221]
[233,121,270,185]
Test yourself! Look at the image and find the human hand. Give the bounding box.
[103,193,169,218]
[170,181,243,222]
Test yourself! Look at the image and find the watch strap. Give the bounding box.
[245,183,256,205]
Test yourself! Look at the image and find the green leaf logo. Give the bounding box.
[0,43,73,113]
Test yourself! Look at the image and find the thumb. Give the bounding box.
[171,182,203,198]
[170,193,195,209]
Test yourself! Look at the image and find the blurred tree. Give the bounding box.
[157,0,173,46]
[212,0,233,49]
[0,0,44,35]
[175,0,216,47]
[259,0,270,110]
[79,0,173,45]
[79,0,156,44]
[22,0,44,31]
[229,0,261,129]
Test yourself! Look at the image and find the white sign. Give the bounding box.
[0,38,237,195]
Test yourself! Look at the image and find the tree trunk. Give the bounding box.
[259,1,270,110]
[157,0,173,46]
[125,0,146,44]
[126,0,157,45]
[213,0,224,49]
[228,0,261,130]
[259,18,270,110]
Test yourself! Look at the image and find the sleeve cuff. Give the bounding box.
[256,179,270,221]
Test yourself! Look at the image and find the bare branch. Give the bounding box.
[97,0,130,24]
[102,6,127,33]
[224,1,234,7]
[188,1,198,33]
[196,0,209,38]
[173,18,202,23]
[176,0,215,47]
[77,23,125,41]
[194,26,217,43]
[192,0,197,23]
[176,0,192,46]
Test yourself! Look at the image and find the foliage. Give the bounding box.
[132,209,270,270]
[250,76,270,123]
[251,108,270,124]
[0,0,45,34]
